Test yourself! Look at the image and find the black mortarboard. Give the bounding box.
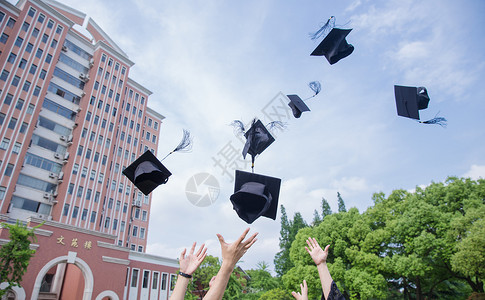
[394,85,430,120]
[287,94,310,118]
[311,28,354,65]
[394,85,447,127]
[123,150,172,195]
[230,170,281,224]
[242,119,275,160]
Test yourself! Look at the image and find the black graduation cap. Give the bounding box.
[287,95,310,118]
[310,17,354,65]
[287,81,322,118]
[242,119,275,160]
[123,150,172,195]
[230,170,281,224]
[394,85,447,126]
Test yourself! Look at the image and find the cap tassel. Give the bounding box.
[230,120,246,136]
[161,129,193,161]
[303,81,322,101]
[309,16,335,40]
[419,112,447,127]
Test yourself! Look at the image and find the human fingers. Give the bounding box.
[291,291,300,299]
[198,247,208,260]
[195,243,205,256]
[189,242,196,255]
[179,248,187,261]
[243,232,258,248]
[324,244,330,253]
[306,238,314,251]
[216,233,226,246]
[302,279,307,292]
[312,238,321,249]
[235,228,251,245]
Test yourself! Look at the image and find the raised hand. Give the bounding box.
[179,242,207,275]
[305,237,329,266]
[291,279,308,300]
[217,227,258,267]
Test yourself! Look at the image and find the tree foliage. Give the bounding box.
[0,221,39,297]
[282,177,484,299]
[337,192,346,212]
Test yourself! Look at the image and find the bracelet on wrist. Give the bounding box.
[178,271,192,278]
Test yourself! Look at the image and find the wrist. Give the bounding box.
[178,271,192,278]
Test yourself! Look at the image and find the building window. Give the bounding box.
[42,34,48,43]
[104,217,110,228]
[140,228,145,239]
[4,164,14,176]
[32,28,39,37]
[16,99,24,110]
[142,210,148,221]
[23,81,31,92]
[63,204,70,216]
[27,103,35,114]
[28,7,36,17]
[0,187,6,200]
[0,33,8,44]
[131,269,138,287]
[37,14,45,23]
[7,18,16,28]
[132,226,138,237]
[0,70,9,81]
[86,189,92,200]
[108,198,113,209]
[81,209,88,221]
[77,186,84,198]
[113,219,118,230]
[72,206,79,218]
[8,53,17,64]
[94,192,100,203]
[20,122,28,133]
[90,211,96,223]
[0,113,5,125]
[12,142,21,154]
[45,54,52,63]
[134,208,140,219]
[19,59,27,69]
[39,69,46,79]
[8,118,17,130]
[120,221,125,232]
[142,270,149,288]
[47,19,54,28]
[29,64,37,74]
[68,183,74,195]
[0,138,10,150]
[12,76,20,87]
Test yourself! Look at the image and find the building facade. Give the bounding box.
[0,0,178,299]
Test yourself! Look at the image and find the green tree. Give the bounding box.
[0,221,39,297]
[274,206,308,277]
[337,192,346,212]
[242,261,280,299]
[312,209,321,227]
[321,197,332,219]
[258,288,293,300]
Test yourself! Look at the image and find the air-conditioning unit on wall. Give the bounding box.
[61,45,67,52]
[60,135,67,141]
[54,153,62,159]
[43,193,51,199]
[49,172,56,178]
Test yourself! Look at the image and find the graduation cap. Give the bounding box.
[394,85,447,127]
[231,119,284,172]
[123,129,193,195]
[287,81,322,118]
[122,150,172,195]
[230,170,281,224]
[310,16,354,65]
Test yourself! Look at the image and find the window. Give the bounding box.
[98,173,104,183]
[132,226,138,237]
[86,189,92,200]
[39,69,46,79]
[85,149,91,159]
[29,64,37,74]
[0,33,8,44]
[94,115,99,125]
[32,28,39,37]
[27,103,35,114]
[131,269,139,287]
[0,138,10,150]
[51,39,57,48]
[63,204,70,216]
[94,191,100,202]
[36,48,43,58]
[81,209,88,221]
[120,221,125,232]
[152,135,157,143]
[20,122,28,133]
[134,208,140,219]
[56,25,62,34]
[8,53,17,64]
[142,210,148,221]
[90,211,96,223]
[161,274,168,291]
[72,164,79,175]
[27,7,37,17]
[72,206,79,218]
[140,228,145,239]
[77,145,83,156]
[104,217,110,228]
[0,70,9,81]
[37,14,45,23]
[77,186,83,197]
[19,59,27,69]
[42,33,48,43]
[22,22,30,32]
[154,122,158,130]
[8,118,17,130]
[12,76,20,87]
[14,37,24,48]
[68,183,74,194]
[7,18,15,28]
[33,86,41,96]
[142,270,149,288]
[116,200,121,211]
[13,142,21,154]
[0,187,6,201]
[108,198,113,209]
[123,203,128,213]
[90,170,95,180]
[113,219,118,230]
[47,19,54,28]
[23,81,31,92]
[94,152,99,162]
[4,164,14,176]
[86,112,91,121]
[0,113,5,125]
[16,99,24,110]
[45,54,52,63]
[26,43,34,53]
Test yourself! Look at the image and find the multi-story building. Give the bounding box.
[0,0,178,299]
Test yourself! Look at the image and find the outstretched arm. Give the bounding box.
[305,237,332,300]
[170,242,207,300]
[291,279,308,300]
[203,228,258,300]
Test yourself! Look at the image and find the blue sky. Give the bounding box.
[18,0,485,273]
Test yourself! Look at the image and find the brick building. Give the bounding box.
[0,0,178,299]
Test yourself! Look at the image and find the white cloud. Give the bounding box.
[463,165,485,180]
